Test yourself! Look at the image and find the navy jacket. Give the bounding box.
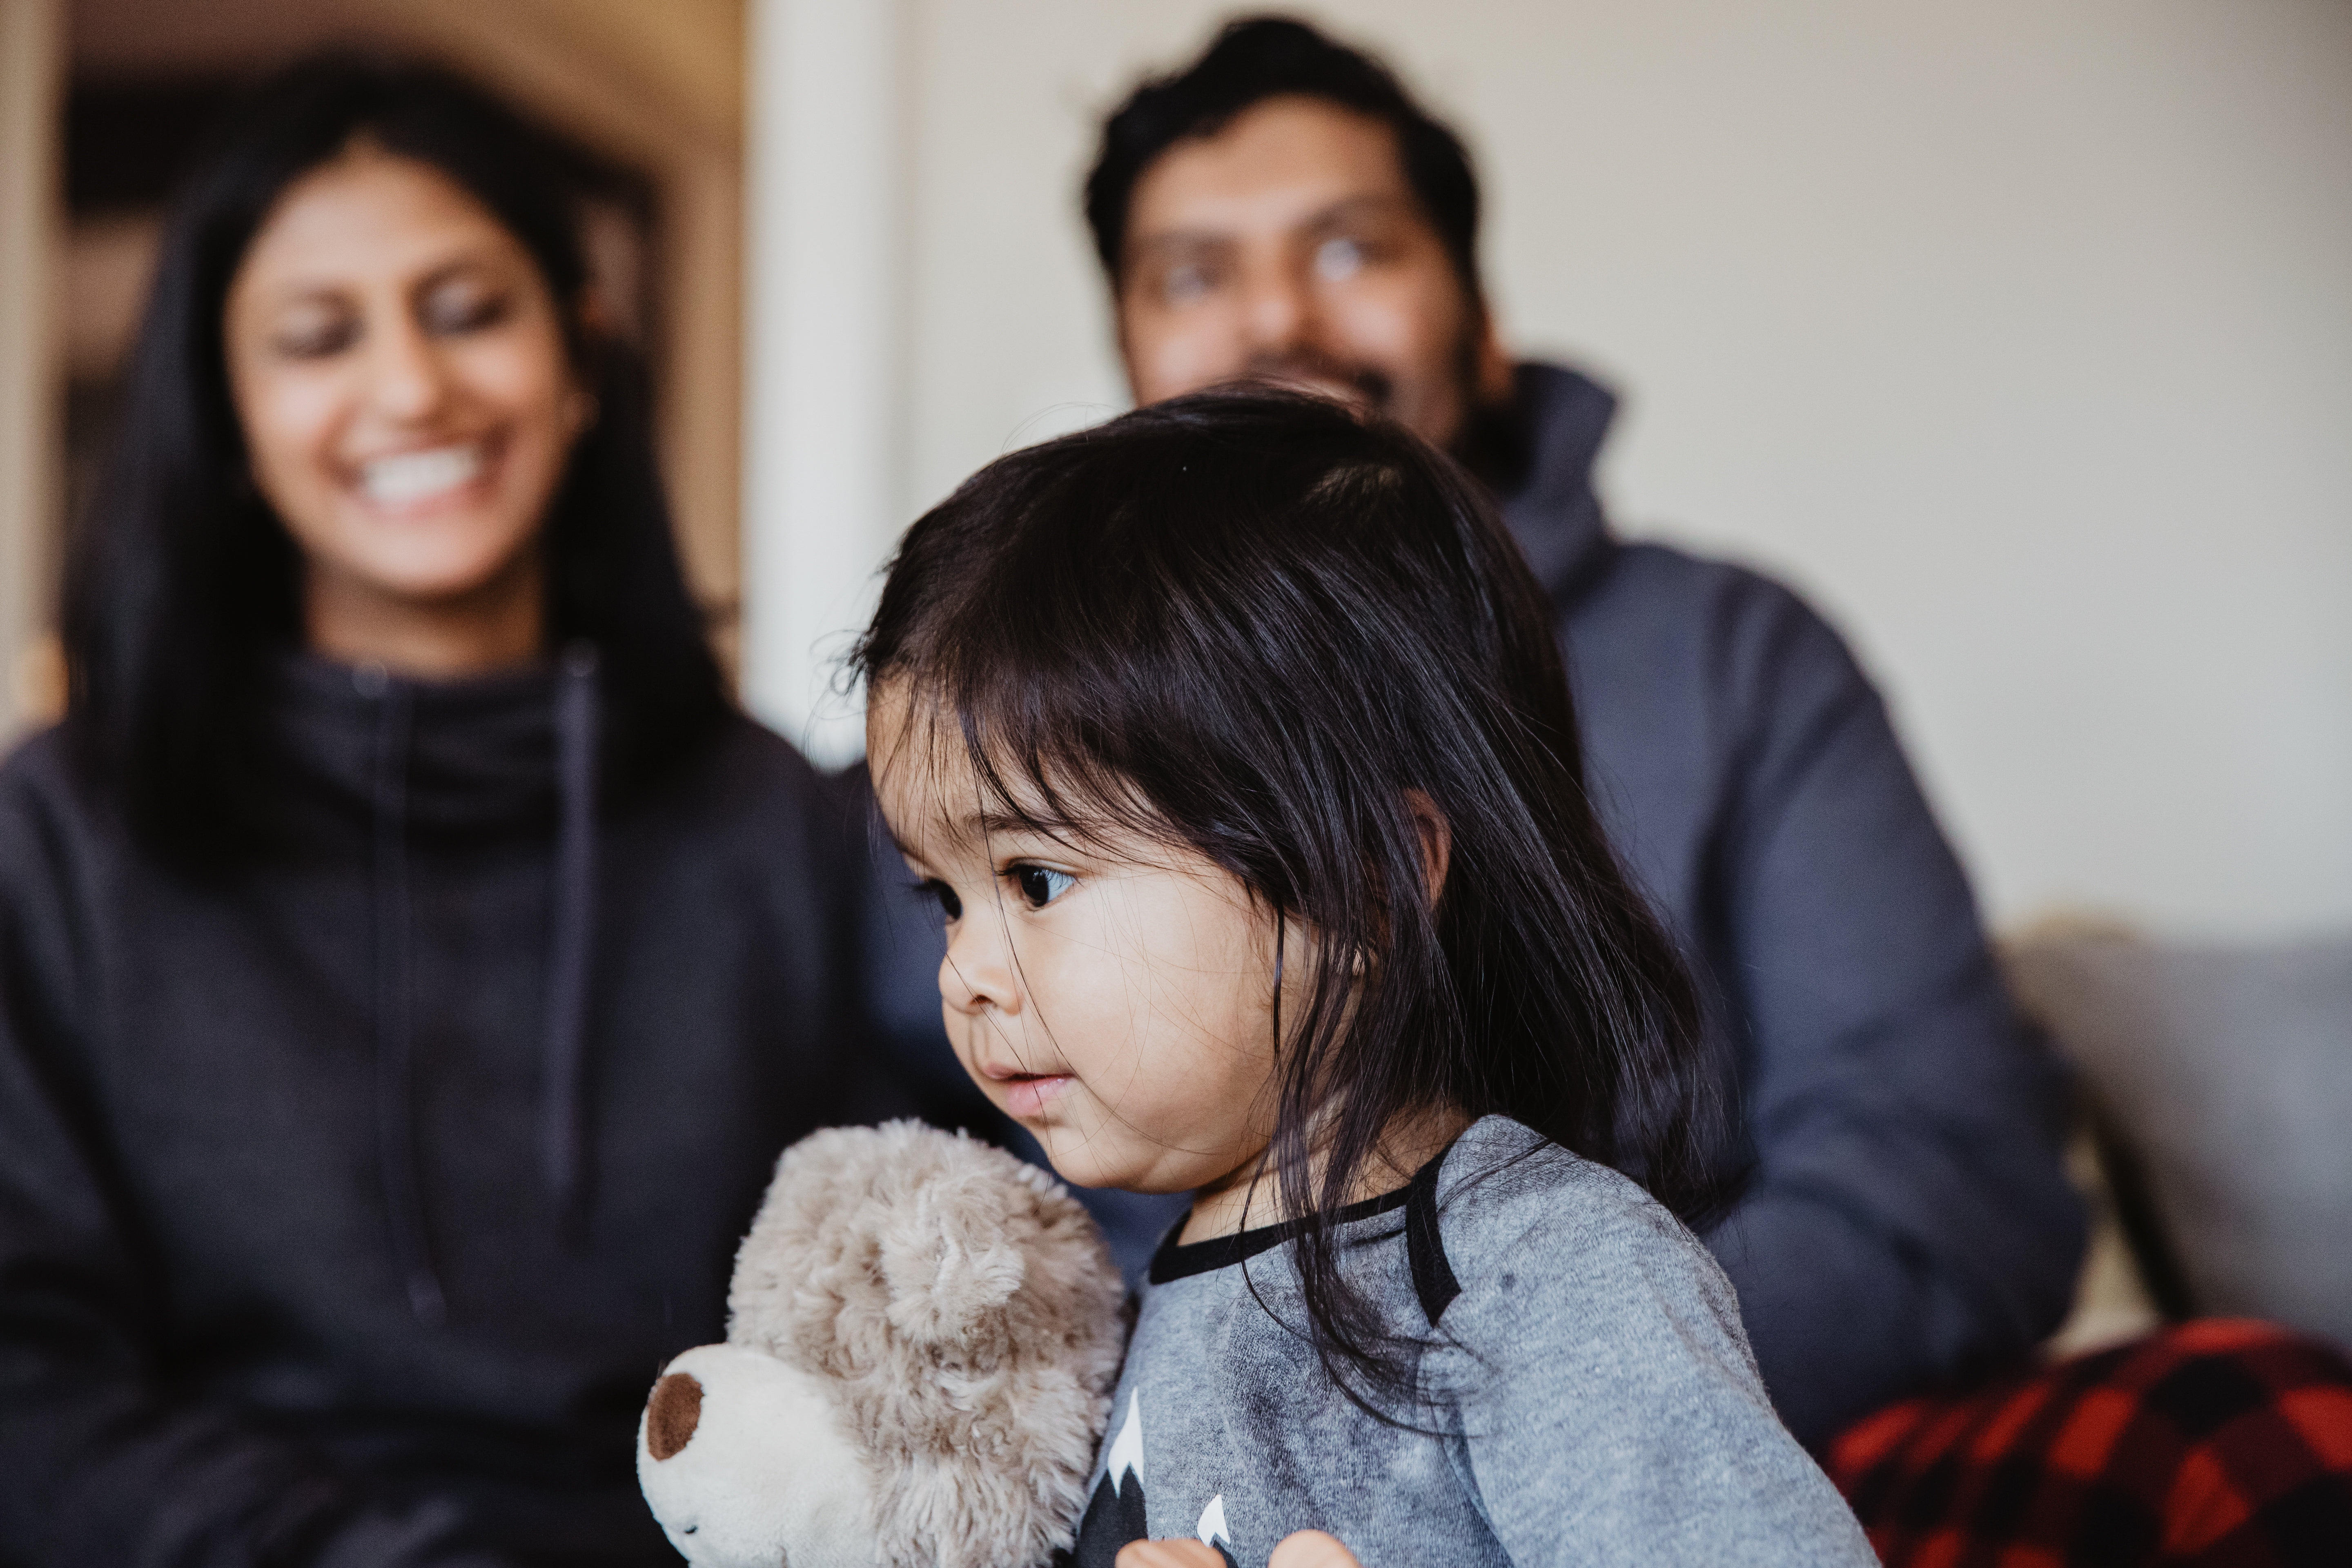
[1504,362,2082,1443]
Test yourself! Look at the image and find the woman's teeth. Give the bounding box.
[361,444,483,506]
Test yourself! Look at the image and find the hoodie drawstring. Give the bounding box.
[364,666,446,1329]
[363,650,601,1330]
[540,644,600,1227]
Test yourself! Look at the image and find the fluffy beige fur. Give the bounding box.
[726,1120,1127,1568]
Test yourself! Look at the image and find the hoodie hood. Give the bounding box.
[1497,361,1621,607]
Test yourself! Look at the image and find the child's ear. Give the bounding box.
[1402,790,1452,908]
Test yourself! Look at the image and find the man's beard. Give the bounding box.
[1236,330,1520,483]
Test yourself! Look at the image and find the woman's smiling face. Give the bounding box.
[869,682,1290,1199]
[223,146,586,647]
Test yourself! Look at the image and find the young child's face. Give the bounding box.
[869,683,1288,1196]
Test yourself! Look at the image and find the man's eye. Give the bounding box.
[1012,865,1075,909]
[1314,237,1367,281]
[1162,262,1218,305]
[916,878,962,921]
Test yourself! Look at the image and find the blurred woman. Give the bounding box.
[0,58,881,1566]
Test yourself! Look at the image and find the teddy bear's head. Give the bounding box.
[637,1122,1127,1568]
[637,1343,875,1566]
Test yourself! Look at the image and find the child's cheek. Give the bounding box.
[940,1008,987,1087]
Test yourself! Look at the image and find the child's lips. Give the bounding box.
[1000,1073,1074,1120]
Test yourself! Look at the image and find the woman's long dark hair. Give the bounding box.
[857,389,1732,1412]
[63,55,729,862]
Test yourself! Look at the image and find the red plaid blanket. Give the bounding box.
[1826,1320,2352,1567]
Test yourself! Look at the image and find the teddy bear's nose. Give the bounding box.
[646,1371,703,1461]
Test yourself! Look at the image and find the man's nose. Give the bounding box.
[1239,259,1314,359]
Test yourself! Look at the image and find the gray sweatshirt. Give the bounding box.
[1066,1117,1875,1568]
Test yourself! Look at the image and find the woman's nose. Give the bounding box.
[363,314,450,425]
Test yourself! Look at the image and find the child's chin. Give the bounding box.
[1031,1138,1131,1194]
[1040,1152,1116,1191]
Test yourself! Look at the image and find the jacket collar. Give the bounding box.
[1496,361,1621,608]
[269,653,566,839]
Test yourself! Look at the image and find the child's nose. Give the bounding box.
[938,926,1018,1017]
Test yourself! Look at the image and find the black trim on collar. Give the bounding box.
[1147,1185,1409,1284]
[1145,1134,1468,1298]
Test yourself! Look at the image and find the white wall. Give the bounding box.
[752,0,2352,938]
[744,0,903,763]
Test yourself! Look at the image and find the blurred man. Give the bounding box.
[1084,16,2084,1450]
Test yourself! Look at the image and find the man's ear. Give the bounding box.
[1402,790,1452,908]
[1111,284,1142,400]
[1473,314,1514,408]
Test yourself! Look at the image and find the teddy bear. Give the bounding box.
[636,1120,1129,1568]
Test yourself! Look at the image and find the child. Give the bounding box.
[859,390,1874,1568]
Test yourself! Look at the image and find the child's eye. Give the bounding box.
[915,878,962,921]
[1011,864,1075,910]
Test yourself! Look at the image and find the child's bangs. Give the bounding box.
[885,655,1187,868]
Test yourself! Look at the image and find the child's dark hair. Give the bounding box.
[856,389,1728,1411]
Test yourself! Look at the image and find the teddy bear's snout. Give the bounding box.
[646,1371,703,1461]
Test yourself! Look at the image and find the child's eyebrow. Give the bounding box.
[950,808,1088,855]
[972,809,1054,840]
[884,809,1051,864]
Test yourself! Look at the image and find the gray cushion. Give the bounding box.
[2006,929,2352,1350]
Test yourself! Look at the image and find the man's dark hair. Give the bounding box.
[858,389,1728,1417]
[1085,15,1483,296]
[63,53,731,865]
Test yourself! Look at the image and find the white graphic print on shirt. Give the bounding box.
[1071,1393,1238,1568]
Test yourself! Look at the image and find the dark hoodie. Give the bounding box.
[0,659,883,1566]
[1500,362,2085,1445]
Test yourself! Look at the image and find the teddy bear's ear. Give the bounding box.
[645,1370,703,1461]
[876,1173,1029,1346]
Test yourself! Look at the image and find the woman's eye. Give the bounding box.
[1012,865,1075,910]
[422,286,511,336]
[271,313,359,359]
[917,878,962,922]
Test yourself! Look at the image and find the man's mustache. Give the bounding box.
[1239,353,1395,412]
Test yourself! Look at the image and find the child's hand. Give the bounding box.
[1114,1530,1362,1568]
[1115,1544,1225,1568]
[1268,1530,1360,1568]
